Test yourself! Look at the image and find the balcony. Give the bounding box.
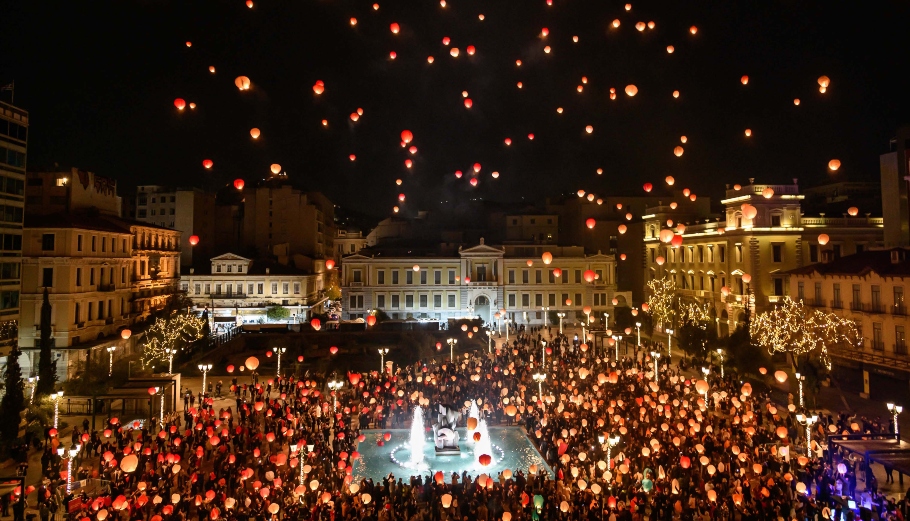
[851,302,886,314]
[830,299,843,310]
[98,284,115,292]
[211,292,248,299]
[894,304,907,316]
[803,298,825,308]
[872,340,885,351]
[895,343,908,356]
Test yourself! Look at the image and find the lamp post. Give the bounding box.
[541,306,550,327]
[58,444,82,494]
[164,347,176,375]
[611,336,619,360]
[603,312,610,330]
[155,386,164,427]
[636,322,641,347]
[273,347,286,377]
[53,391,63,429]
[796,413,818,457]
[485,330,492,353]
[650,351,661,382]
[504,318,510,342]
[701,367,710,407]
[378,348,389,373]
[887,403,904,438]
[716,349,725,379]
[532,373,546,400]
[665,328,674,358]
[600,435,620,469]
[447,338,457,363]
[27,376,38,405]
[198,364,212,395]
[795,372,804,408]
[328,379,343,414]
[557,312,566,334]
[106,346,116,376]
[541,340,547,367]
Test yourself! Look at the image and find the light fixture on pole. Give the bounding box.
[106,346,116,376]
[650,351,661,382]
[485,330,492,353]
[600,435,620,469]
[327,379,343,414]
[53,390,63,429]
[701,367,711,407]
[716,348,725,379]
[795,372,804,408]
[198,363,212,394]
[272,347,286,377]
[557,312,566,334]
[378,348,389,373]
[447,338,457,362]
[541,340,547,366]
[164,347,177,375]
[603,312,610,330]
[156,386,164,427]
[28,376,38,405]
[504,318,510,342]
[796,413,818,457]
[636,322,642,346]
[611,335,619,360]
[59,443,82,493]
[665,328,674,358]
[887,403,903,439]
[532,373,546,400]
[541,306,550,327]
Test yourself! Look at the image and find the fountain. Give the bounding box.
[407,406,426,468]
[473,419,493,464]
[466,402,480,445]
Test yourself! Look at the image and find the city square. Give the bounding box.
[2,2,910,521]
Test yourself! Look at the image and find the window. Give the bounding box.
[522,270,529,284]
[719,246,726,263]
[535,270,542,284]
[227,264,232,273]
[405,295,414,308]
[562,293,569,305]
[349,295,364,309]
[872,285,881,310]
[771,214,781,227]
[548,293,556,306]
[594,294,601,306]
[773,278,784,296]
[448,270,455,284]
[406,271,413,284]
[41,234,55,251]
[797,281,804,301]
[91,236,96,252]
[574,270,582,283]
[698,246,704,263]
[574,293,582,306]
[204,283,211,294]
[392,270,399,284]
[392,295,400,308]
[448,294,456,308]
[101,237,107,252]
[809,245,818,263]
[75,268,82,287]
[215,283,222,294]
[377,270,385,285]
[735,244,742,263]
[521,294,530,307]
[434,270,441,284]
[377,295,386,308]
[896,326,906,354]
[832,283,841,307]
[89,268,95,285]
[74,303,80,324]
[121,267,126,283]
[419,295,428,307]
[873,322,884,350]
[294,282,300,294]
[508,294,516,307]
[216,264,222,273]
[895,287,905,311]
[42,267,53,287]
[707,246,715,263]
[77,235,83,252]
[478,266,487,282]
[814,282,822,303]
[535,294,543,307]
[852,284,861,307]
[509,270,515,284]
[98,301,104,320]
[271,282,278,294]
[434,295,442,308]
[353,270,362,283]
[595,269,604,281]
[420,270,427,285]
[194,284,201,294]
[772,244,783,263]
[548,270,555,283]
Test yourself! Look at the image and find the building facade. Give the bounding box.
[643,179,884,337]
[341,239,624,326]
[334,229,368,260]
[242,185,334,260]
[0,101,27,357]
[786,249,910,399]
[181,253,325,324]
[133,185,216,268]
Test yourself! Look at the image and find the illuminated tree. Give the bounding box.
[678,301,715,359]
[141,312,206,367]
[646,277,676,329]
[750,297,859,370]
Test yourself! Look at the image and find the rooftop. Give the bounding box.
[786,248,910,277]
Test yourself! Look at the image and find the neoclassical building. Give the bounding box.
[340,239,626,326]
[643,179,883,336]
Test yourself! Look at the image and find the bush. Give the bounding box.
[266,306,291,322]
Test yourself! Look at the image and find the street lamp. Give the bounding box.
[611,336,619,360]
[327,379,343,414]
[636,322,641,347]
[541,340,547,367]
[599,435,620,469]
[153,386,164,427]
[557,312,566,334]
[504,318,510,342]
[53,391,63,429]
[58,443,82,493]
[485,330,492,353]
[447,338,457,362]
[795,372,804,408]
[796,413,818,457]
[701,367,711,407]
[272,347,286,377]
[378,348,389,373]
[106,346,116,376]
[541,306,550,327]
[650,351,661,382]
[716,348,725,379]
[164,347,177,375]
[198,363,212,395]
[887,403,904,439]
[532,373,546,399]
[665,328,674,358]
[27,376,38,405]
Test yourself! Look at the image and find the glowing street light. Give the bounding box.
[887,403,903,439]
[665,328,674,358]
[636,322,642,346]
[328,379,343,414]
[541,306,550,328]
[58,443,82,493]
[541,340,548,366]
[447,338,457,362]
[795,372,804,408]
[532,372,546,399]
[650,351,661,383]
[557,312,566,334]
[53,390,63,428]
[598,434,620,469]
[272,347,286,377]
[796,413,818,457]
[378,348,389,373]
[27,376,38,405]
[106,346,116,376]
[164,347,177,374]
[716,348,725,379]
[701,367,711,407]
[485,330,492,353]
[198,363,212,395]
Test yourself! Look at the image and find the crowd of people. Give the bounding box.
[12,324,910,521]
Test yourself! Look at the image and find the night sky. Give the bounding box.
[3,1,910,218]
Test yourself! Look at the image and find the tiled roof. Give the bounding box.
[785,248,910,277]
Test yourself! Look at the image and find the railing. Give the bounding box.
[98,284,115,292]
[830,300,843,310]
[800,216,884,227]
[803,299,825,308]
[894,304,907,316]
[211,293,248,299]
[896,343,908,356]
[872,341,885,351]
[850,301,863,312]
[851,302,886,314]
[830,346,910,370]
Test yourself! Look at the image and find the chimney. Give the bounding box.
[892,250,903,264]
[266,268,270,274]
[190,268,194,274]
[822,251,833,263]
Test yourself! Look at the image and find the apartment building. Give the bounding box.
[132,185,215,267]
[0,100,27,358]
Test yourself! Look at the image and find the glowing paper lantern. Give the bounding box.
[188,235,200,246]
[202,159,213,169]
[674,146,684,157]
[665,176,675,186]
[270,164,282,174]
[541,252,553,265]
[586,218,596,229]
[828,159,841,171]
[174,99,186,110]
[818,234,830,245]
[774,370,788,383]
[848,207,859,216]
[624,85,638,97]
[121,329,131,340]
[245,356,260,370]
[234,76,251,90]
[762,187,774,198]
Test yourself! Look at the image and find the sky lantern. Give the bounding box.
[541,27,549,37]
[208,66,215,73]
[620,254,626,260]
[553,268,562,277]
[659,229,674,243]
[504,138,512,145]
[442,36,450,45]
[455,171,463,178]
[612,19,620,28]
[680,136,688,143]
[349,17,357,26]
[818,75,830,88]
[542,252,553,265]
[673,146,684,157]
[174,98,186,110]
[635,22,646,31]
[349,154,356,161]
[325,259,335,270]
[596,168,603,174]
[233,179,245,190]
[528,133,535,140]
[672,90,680,98]
[451,48,460,58]
[667,45,675,53]
[577,190,585,197]
[250,128,260,139]
[671,235,683,247]
[313,81,325,95]
[585,125,593,134]
[404,159,412,168]
[491,172,500,179]
[389,52,397,60]
[464,98,473,108]
[396,179,402,185]
[624,85,638,96]
[470,178,478,187]
[683,188,691,197]
[818,234,830,245]
[235,76,251,90]
[467,45,476,55]
[828,159,841,171]
[670,202,678,209]
[401,130,413,143]
[202,159,213,169]
[643,182,653,192]
[762,187,774,198]
[848,206,859,216]
[794,98,801,106]
[408,146,417,154]
[690,26,698,34]
[188,235,199,246]
[665,176,675,186]
[745,129,752,137]
[741,75,749,85]
[427,56,435,63]
[655,256,665,265]
[270,164,281,174]
[473,163,482,173]
[618,224,627,234]
[586,218,596,229]
[390,22,400,34]
[398,193,406,202]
